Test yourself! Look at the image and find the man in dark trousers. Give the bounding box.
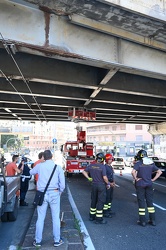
[131,149,162,227]
[82,152,110,224]
[18,156,31,206]
[103,153,115,217]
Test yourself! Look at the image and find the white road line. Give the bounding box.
[153,182,166,188]
[132,193,166,211]
[67,185,95,250]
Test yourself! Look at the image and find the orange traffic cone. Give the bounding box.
[120,169,123,176]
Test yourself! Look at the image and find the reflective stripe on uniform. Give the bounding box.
[108,202,111,209]
[90,208,96,215]
[103,204,108,210]
[96,210,103,218]
[139,208,145,216]
[148,207,155,213]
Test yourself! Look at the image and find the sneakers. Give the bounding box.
[54,239,64,247]
[33,240,41,247]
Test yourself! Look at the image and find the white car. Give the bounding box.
[112,157,125,170]
[125,157,134,167]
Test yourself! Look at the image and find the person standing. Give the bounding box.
[82,152,110,224]
[131,149,162,227]
[5,154,22,176]
[30,150,65,247]
[103,153,115,218]
[18,156,31,206]
[33,152,44,185]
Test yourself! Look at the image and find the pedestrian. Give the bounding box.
[33,152,44,185]
[82,152,111,224]
[103,153,115,218]
[131,149,162,227]
[18,157,31,206]
[5,154,22,176]
[30,149,65,247]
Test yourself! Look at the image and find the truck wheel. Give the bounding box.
[1,212,8,222]
[66,172,72,177]
[8,196,19,222]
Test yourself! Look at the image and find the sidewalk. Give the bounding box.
[21,184,85,250]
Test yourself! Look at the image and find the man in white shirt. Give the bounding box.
[30,150,65,247]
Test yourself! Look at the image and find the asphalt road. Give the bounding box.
[1,162,166,250]
[0,181,35,250]
[67,167,166,250]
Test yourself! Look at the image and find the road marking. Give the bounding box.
[132,193,166,211]
[67,185,95,250]
[153,182,166,188]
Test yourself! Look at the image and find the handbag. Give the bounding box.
[33,164,57,207]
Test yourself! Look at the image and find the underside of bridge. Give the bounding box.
[0,0,166,126]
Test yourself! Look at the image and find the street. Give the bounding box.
[0,188,35,250]
[67,167,166,250]
[0,163,166,250]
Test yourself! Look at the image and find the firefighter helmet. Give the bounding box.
[96,152,105,162]
[137,150,147,160]
[105,153,114,163]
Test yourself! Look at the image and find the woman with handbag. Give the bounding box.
[30,150,65,247]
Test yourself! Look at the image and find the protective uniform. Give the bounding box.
[18,157,31,206]
[133,150,159,226]
[103,153,115,217]
[84,152,107,224]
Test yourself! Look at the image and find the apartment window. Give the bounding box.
[120,124,126,130]
[112,136,116,142]
[135,125,143,130]
[120,135,125,141]
[136,135,143,141]
[112,126,116,131]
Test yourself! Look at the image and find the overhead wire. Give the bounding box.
[0,32,47,121]
[0,69,41,121]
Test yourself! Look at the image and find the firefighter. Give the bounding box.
[82,152,110,224]
[103,153,115,217]
[131,149,162,227]
[18,157,31,206]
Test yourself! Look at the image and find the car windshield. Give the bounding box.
[114,158,123,162]
[155,161,166,167]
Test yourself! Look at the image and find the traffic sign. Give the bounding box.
[52,138,57,144]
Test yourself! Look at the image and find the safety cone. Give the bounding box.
[120,169,123,176]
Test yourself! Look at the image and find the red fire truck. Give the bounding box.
[62,127,95,177]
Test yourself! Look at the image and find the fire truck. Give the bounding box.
[62,127,95,177]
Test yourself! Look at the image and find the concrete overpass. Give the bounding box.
[0,0,166,131]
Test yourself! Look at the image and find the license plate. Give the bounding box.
[73,170,83,173]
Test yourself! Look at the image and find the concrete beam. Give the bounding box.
[97,0,166,22]
[0,1,166,79]
[69,14,166,51]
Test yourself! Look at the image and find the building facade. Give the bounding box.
[86,123,152,157]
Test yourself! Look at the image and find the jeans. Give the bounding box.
[35,190,60,243]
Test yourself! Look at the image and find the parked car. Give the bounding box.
[149,156,159,161]
[152,160,166,178]
[125,157,134,167]
[112,157,125,170]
